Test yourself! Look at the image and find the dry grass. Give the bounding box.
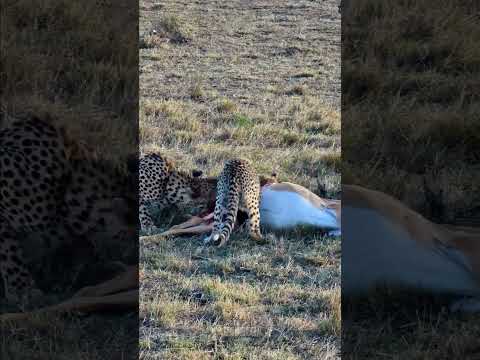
[0,0,138,358]
[342,0,480,222]
[1,0,138,167]
[342,0,480,357]
[139,0,341,358]
[140,232,340,359]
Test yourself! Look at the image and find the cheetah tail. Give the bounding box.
[216,183,241,245]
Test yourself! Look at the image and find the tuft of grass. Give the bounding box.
[152,15,191,44]
[285,85,307,96]
[233,114,254,128]
[216,98,237,113]
[140,34,164,49]
[190,81,205,101]
[306,108,340,136]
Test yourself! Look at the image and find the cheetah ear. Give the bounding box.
[192,169,203,178]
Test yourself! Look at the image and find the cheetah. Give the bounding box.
[204,159,262,247]
[139,153,216,234]
[0,115,135,305]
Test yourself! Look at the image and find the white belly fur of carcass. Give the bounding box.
[259,187,340,235]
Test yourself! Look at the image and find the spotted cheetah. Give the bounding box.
[139,153,217,234]
[204,159,262,247]
[0,115,136,305]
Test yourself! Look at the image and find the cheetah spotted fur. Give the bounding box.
[204,159,262,247]
[139,153,216,234]
[0,116,135,304]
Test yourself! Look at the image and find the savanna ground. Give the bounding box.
[1,0,138,358]
[342,0,480,358]
[139,0,341,358]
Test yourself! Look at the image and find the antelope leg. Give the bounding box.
[169,216,204,230]
[73,265,139,298]
[0,290,139,322]
[202,212,214,221]
[160,223,213,237]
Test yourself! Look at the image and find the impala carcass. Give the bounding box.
[342,184,480,312]
[160,181,342,237]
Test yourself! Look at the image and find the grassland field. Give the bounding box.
[139,0,341,359]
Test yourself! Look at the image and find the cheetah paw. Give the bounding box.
[250,232,265,244]
[203,233,224,246]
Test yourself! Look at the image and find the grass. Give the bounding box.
[342,0,480,221]
[153,14,192,43]
[140,230,340,359]
[342,0,480,357]
[140,0,340,358]
[1,0,138,358]
[343,288,480,359]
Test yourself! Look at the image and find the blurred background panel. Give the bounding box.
[342,0,480,358]
[0,0,139,358]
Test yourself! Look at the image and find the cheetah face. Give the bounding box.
[190,176,217,205]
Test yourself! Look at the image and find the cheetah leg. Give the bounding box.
[203,206,226,245]
[245,196,263,242]
[0,224,42,304]
[204,190,227,245]
[139,201,159,235]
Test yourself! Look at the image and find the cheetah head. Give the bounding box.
[189,170,217,208]
[66,157,138,244]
